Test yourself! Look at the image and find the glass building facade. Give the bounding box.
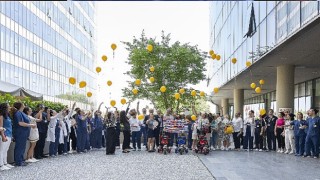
[209,1,320,88]
[0,1,97,107]
[209,1,320,117]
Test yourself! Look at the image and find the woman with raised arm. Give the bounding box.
[91,102,104,149]
[46,107,66,157]
[75,109,90,153]
[105,109,117,155]
[23,106,43,163]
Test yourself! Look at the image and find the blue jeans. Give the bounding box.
[132,131,142,149]
[211,132,218,147]
[140,126,147,146]
[49,142,56,156]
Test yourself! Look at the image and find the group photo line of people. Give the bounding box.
[0,99,320,171]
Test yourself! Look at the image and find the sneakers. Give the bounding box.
[0,165,10,171]
[259,149,263,152]
[280,149,284,153]
[221,147,225,151]
[284,150,289,154]
[277,149,281,153]
[289,151,294,155]
[138,149,141,151]
[5,164,14,168]
[25,159,35,163]
[133,148,136,151]
[31,158,39,162]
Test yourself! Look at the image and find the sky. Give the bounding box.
[95,1,212,111]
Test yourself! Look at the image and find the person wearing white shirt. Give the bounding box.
[232,112,243,151]
[46,108,65,157]
[243,110,255,151]
[129,112,142,151]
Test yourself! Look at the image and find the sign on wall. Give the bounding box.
[279,108,292,113]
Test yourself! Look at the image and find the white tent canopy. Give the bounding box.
[0,81,43,101]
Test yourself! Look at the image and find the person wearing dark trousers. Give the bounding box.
[265,109,277,151]
[105,110,117,155]
[243,110,255,151]
[186,115,193,150]
[232,112,243,151]
[275,112,285,153]
[291,112,307,156]
[255,115,265,151]
[70,108,80,152]
[115,111,121,148]
[91,111,103,149]
[76,110,89,153]
[13,102,35,166]
[304,108,320,158]
[120,110,131,153]
[154,111,162,148]
[33,104,49,159]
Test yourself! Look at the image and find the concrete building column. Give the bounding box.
[221,98,229,116]
[276,65,294,113]
[234,89,244,116]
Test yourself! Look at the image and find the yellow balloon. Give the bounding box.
[211,54,216,60]
[107,80,112,86]
[147,44,153,52]
[191,115,197,121]
[209,50,214,55]
[160,86,166,93]
[135,79,141,86]
[138,114,144,121]
[132,88,138,95]
[191,90,197,97]
[200,91,205,97]
[250,83,256,89]
[102,55,107,62]
[174,93,180,100]
[225,126,234,134]
[255,87,261,94]
[121,98,127,105]
[79,81,87,88]
[111,43,117,50]
[216,55,221,61]
[110,100,116,107]
[96,67,101,73]
[149,77,155,83]
[179,88,185,94]
[231,58,237,64]
[149,66,155,72]
[246,61,251,67]
[87,92,92,97]
[213,87,219,93]
[259,79,265,85]
[260,109,266,116]
[69,77,76,85]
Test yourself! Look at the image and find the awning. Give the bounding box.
[0,81,43,101]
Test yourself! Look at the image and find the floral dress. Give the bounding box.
[219,119,232,141]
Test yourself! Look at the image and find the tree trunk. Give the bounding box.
[175,99,180,114]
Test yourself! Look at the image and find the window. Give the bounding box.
[267,9,276,48]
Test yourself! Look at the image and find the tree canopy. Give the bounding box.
[122,31,208,112]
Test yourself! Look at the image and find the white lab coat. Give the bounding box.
[59,121,68,144]
[243,117,255,137]
[46,112,63,142]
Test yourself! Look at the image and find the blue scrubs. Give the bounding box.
[76,115,87,152]
[305,116,320,157]
[291,120,307,156]
[13,111,30,165]
[91,116,103,149]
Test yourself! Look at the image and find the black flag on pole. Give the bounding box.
[244,4,256,38]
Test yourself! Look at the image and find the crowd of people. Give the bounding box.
[0,99,319,171]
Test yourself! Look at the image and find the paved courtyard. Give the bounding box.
[0,149,214,180]
[199,150,320,180]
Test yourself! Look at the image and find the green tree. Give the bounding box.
[122,31,207,112]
